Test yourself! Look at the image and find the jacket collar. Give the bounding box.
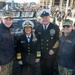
[0,22,13,30]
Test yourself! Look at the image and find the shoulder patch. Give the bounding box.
[50,29,55,36]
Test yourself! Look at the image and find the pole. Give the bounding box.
[70,0,73,7]
[60,0,63,11]
[66,0,69,15]
[11,0,14,8]
[50,0,52,10]
[46,0,47,9]
[42,0,44,9]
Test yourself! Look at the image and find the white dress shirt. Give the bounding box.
[43,24,49,30]
[26,35,31,42]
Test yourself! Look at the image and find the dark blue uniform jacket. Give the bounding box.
[0,23,15,65]
[58,30,75,69]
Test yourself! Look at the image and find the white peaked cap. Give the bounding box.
[22,20,34,28]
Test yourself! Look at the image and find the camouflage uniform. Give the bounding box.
[58,65,73,75]
[58,19,75,75]
[0,61,13,75]
[0,11,15,75]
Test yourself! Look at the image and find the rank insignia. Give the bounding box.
[17,53,21,59]
[37,51,41,57]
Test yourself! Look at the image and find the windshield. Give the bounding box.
[12,11,20,18]
[21,11,35,18]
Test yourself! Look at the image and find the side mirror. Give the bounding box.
[0,1,6,9]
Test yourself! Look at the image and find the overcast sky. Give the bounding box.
[6,0,40,3]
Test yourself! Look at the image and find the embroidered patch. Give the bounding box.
[50,29,55,36]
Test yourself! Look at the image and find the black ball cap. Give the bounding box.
[40,11,50,17]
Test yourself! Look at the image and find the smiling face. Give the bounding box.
[62,25,72,35]
[41,16,50,25]
[2,17,13,28]
[24,27,32,35]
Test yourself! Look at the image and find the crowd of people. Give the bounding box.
[0,8,75,75]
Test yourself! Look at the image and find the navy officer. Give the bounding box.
[35,9,59,75]
[16,20,41,75]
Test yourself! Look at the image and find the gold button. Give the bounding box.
[51,37,53,39]
[28,50,30,52]
[41,47,43,49]
[47,44,48,46]
[41,43,43,45]
[41,39,43,41]
[28,47,30,49]
[28,44,30,46]
[28,53,30,55]
[47,40,49,41]
[47,48,48,50]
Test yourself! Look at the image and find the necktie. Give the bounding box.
[44,26,46,30]
[28,37,30,42]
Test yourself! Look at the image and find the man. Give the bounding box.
[35,10,59,75]
[0,11,15,75]
[58,19,75,75]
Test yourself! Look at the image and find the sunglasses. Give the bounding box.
[63,25,70,28]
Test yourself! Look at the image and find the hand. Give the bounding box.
[35,59,40,63]
[18,61,23,65]
[49,49,54,55]
[0,66,2,72]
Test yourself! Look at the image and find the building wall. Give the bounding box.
[39,0,75,10]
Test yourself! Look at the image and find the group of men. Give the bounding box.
[0,9,74,75]
[0,9,59,75]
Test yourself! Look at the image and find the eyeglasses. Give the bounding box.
[63,25,70,28]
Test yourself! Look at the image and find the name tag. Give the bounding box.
[21,41,25,43]
[38,32,42,35]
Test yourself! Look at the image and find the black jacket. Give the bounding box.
[58,30,75,69]
[0,23,15,65]
[35,22,59,58]
[17,34,41,65]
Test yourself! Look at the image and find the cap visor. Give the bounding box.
[2,16,13,19]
